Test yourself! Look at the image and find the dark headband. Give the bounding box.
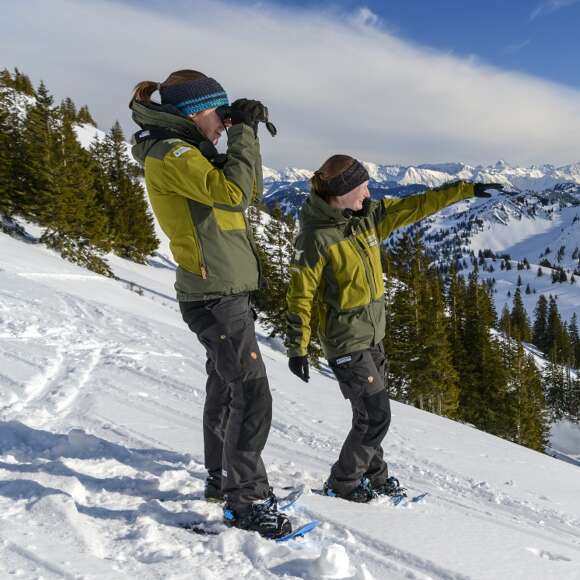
[315,159,369,196]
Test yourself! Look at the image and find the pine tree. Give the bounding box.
[458,265,510,438]
[569,313,580,370]
[384,233,459,416]
[17,81,57,223]
[91,122,157,262]
[410,273,460,417]
[499,304,511,337]
[0,87,18,216]
[505,341,548,451]
[532,294,549,353]
[40,112,111,274]
[510,287,532,342]
[77,105,97,126]
[260,205,293,337]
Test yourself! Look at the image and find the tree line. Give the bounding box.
[0,68,158,275]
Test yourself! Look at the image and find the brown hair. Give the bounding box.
[129,69,207,107]
[311,155,356,199]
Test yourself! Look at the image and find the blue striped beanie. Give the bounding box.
[159,77,229,116]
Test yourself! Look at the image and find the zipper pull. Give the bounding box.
[200,265,208,279]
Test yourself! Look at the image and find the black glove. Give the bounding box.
[288,356,310,382]
[230,98,267,133]
[218,99,277,137]
[473,182,504,198]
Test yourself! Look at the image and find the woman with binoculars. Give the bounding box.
[129,69,291,539]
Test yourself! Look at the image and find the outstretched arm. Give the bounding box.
[373,180,475,241]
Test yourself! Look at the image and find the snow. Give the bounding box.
[264,160,580,192]
[2,228,580,579]
[74,123,134,159]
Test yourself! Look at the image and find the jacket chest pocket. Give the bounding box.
[213,207,246,231]
[328,240,371,309]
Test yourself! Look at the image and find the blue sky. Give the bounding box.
[2,0,580,168]
[268,0,580,90]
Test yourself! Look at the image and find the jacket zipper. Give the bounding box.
[351,234,379,338]
[352,236,377,298]
[244,213,264,285]
[191,225,208,279]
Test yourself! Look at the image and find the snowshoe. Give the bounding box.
[322,477,374,503]
[204,474,224,502]
[372,476,407,498]
[223,494,292,540]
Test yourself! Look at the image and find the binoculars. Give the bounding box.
[216,104,277,137]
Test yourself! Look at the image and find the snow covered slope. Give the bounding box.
[2,231,580,579]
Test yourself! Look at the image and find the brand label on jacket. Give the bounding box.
[173,146,191,158]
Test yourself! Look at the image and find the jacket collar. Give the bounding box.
[130,100,206,144]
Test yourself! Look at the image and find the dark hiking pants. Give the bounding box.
[179,293,272,511]
[327,343,391,495]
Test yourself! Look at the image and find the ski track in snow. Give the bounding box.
[1,240,580,579]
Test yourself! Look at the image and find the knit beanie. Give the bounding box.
[159,77,229,116]
[313,159,370,197]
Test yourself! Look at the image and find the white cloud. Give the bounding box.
[2,0,580,169]
[351,7,381,28]
[530,0,580,21]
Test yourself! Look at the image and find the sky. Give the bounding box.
[2,0,580,169]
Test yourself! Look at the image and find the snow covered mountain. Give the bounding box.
[2,227,580,579]
[262,159,580,217]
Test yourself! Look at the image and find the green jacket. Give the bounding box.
[286,181,475,359]
[130,101,263,301]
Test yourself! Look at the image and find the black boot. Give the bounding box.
[204,474,224,502]
[223,494,292,539]
[373,476,407,498]
[322,477,375,503]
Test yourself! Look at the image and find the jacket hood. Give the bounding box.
[129,100,207,165]
[300,193,350,231]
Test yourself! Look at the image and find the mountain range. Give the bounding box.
[262,159,580,215]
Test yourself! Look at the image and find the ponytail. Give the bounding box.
[129,80,158,107]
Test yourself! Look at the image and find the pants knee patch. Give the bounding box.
[362,390,391,447]
[238,378,272,452]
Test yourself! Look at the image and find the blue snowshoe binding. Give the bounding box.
[223,493,292,539]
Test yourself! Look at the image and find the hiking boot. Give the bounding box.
[322,477,375,503]
[204,475,224,502]
[373,476,407,498]
[223,494,292,539]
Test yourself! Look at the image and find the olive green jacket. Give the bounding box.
[286,181,475,359]
[130,101,262,301]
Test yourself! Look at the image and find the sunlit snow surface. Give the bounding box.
[1,231,580,579]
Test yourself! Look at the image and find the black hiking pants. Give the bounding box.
[179,293,272,511]
[327,343,391,495]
